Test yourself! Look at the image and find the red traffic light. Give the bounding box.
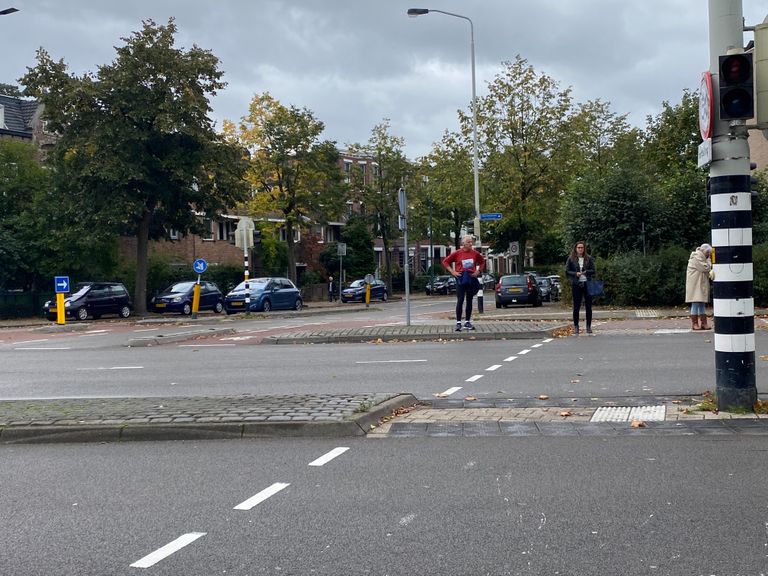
[718,53,754,121]
[720,54,752,84]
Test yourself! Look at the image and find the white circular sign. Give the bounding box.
[509,241,520,256]
[699,72,713,140]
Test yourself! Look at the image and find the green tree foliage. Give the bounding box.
[223,92,345,284]
[347,120,411,290]
[319,215,376,281]
[21,18,250,313]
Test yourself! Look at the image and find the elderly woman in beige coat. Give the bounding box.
[685,243,713,330]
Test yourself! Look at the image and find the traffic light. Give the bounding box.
[719,52,754,120]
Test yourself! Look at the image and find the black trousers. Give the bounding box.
[572,282,592,327]
[455,283,474,322]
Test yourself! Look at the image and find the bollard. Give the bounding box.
[477,289,484,314]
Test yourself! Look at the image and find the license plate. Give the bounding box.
[155,303,166,308]
[231,301,243,307]
[49,307,57,313]
[506,287,522,293]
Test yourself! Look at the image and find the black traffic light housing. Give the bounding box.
[718,53,754,120]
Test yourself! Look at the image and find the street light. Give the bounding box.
[0,7,19,15]
[407,7,481,247]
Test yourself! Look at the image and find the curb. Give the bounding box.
[0,394,419,444]
[125,327,237,347]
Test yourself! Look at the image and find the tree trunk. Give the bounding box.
[286,219,296,282]
[134,211,150,315]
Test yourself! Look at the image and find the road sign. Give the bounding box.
[337,243,347,256]
[54,276,70,293]
[699,72,713,140]
[193,258,208,274]
[509,241,520,256]
[480,212,502,221]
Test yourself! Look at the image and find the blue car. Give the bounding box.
[150,281,224,315]
[224,277,303,314]
[341,279,389,303]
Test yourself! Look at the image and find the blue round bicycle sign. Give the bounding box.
[193,258,208,274]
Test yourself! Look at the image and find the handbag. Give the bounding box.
[586,279,604,298]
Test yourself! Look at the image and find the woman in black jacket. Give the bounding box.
[565,240,596,334]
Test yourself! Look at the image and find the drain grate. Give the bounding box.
[591,405,666,422]
[635,310,658,318]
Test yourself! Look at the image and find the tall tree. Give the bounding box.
[347,120,411,290]
[223,92,345,283]
[21,18,249,313]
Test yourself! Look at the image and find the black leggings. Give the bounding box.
[572,282,592,327]
[455,283,474,322]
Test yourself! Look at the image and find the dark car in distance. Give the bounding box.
[495,274,542,308]
[536,277,556,302]
[150,281,224,315]
[341,279,389,303]
[224,277,303,313]
[425,275,456,296]
[44,281,132,321]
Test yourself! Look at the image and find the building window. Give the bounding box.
[201,219,214,241]
[0,105,5,130]
[343,160,352,183]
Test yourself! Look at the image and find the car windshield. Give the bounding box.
[501,276,527,286]
[70,284,92,298]
[168,281,196,293]
[349,280,366,288]
[233,279,268,291]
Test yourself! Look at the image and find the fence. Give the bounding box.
[0,291,53,319]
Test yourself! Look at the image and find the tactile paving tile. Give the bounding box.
[590,405,666,422]
[635,310,659,318]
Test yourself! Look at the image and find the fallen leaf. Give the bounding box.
[760,355,768,361]
[538,394,549,400]
[671,400,682,404]
[464,396,477,401]
[559,411,572,418]
[434,393,449,398]
[570,379,581,384]
[630,420,647,428]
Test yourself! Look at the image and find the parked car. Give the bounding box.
[495,274,542,308]
[480,273,496,290]
[425,275,456,296]
[536,277,556,302]
[44,281,132,321]
[546,275,562,301]
[341,279,389,303]
[224,277,303,313]
[150,280,224,315]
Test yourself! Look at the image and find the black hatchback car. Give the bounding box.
[45,281,133,321]
[150,280,225,315]
[425,275,456,296]
[495,274,542,308]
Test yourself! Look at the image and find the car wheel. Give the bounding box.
[182,303,192,315]
[119,305,131,319]
[76,307,88,321]
[495,302,501,309]
[382,291,388,302]
[294,298,303,311]
[263,299,272,312]
[214,301,224,314]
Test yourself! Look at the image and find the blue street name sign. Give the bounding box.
[193,258,208,274]
[54,276,70,293]
[480,212,503,221]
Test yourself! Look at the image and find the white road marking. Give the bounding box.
[355,359,427,364]
[486,365,502,371]
[542,338,554,343]
[466,375,483,382]
[531,343,543,348]
[130,532,206,568]
[14,339,49,345]
[399,513,417,526]
[220,336,257,341]
[440,386,463,397]
[503,356,518,362]
[517,349,531,355]
[14,347,71,350]
[133,328,159,333]
[76,366,144,371]
[234,482,290,510]
[309,447,350,467]
[178,344,236,347]
[81,329,111,335]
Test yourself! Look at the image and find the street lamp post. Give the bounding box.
[407,7,481,247]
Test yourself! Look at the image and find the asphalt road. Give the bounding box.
[2,435,766,575]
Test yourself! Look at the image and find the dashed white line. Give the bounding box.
[542,338,554,343]
[14,347,71,350]
[531,343,543,348]
[234,482,290,510]
[14,339,49,345]
[130,532,206,568]
[517,349,531,355]
[355,359,427,364]
[466,375,484,382]
[503,356,518,362]
[76,366,144,371]
[486,365,502,371]
[440,386,463,397]
[177,344,236,347]
[309,447,350,467]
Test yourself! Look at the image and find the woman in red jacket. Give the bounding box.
[442,235,485,331]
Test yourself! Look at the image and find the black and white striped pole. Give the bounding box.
[236,217,256,314]
[706,0,757,410]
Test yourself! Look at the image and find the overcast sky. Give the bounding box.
[1,1,765,159]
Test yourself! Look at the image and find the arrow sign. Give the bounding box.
[480,212,502,221]
[192,258,208,274]
[54,276,70,293]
